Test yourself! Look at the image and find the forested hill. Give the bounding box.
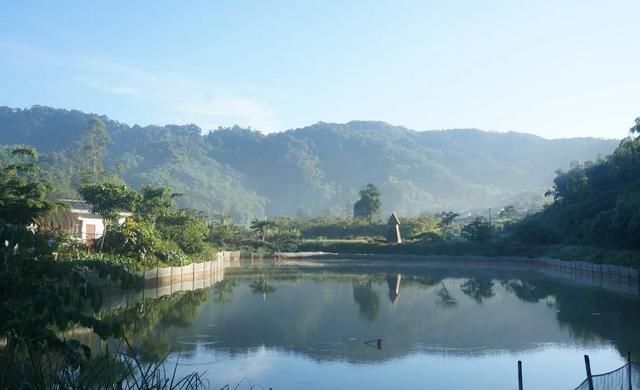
[514,131,640,250]
[0,106,619,221]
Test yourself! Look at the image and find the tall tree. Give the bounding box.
[0,147,59,225]
[82,118,111,183]
[353,183,381,223]
[135,185,181,224]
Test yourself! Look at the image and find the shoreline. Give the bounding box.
[272,251,640,296]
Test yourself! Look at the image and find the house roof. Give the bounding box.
[58,199,133,217]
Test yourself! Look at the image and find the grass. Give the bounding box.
[0,339,210,390]
[298,239,640,267]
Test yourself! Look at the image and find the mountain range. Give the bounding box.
[0,106,619,222]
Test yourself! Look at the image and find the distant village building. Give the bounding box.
[37,200,131,243]
[387,212,402,244]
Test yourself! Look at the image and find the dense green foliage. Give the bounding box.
[461,217,492,242]
[0,148,61,224]
[76,182,211,265]
[0,206,136,387]
[0,106,617,221]
[353,183,382,223]
[514,131,640,250]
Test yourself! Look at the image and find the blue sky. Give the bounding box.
[1,1,638,138]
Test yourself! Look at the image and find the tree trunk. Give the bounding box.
[99,221,109,253]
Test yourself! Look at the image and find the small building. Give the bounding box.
[386,212,402,244]
[38,199,131,243]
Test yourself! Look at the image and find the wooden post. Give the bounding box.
[517,360,523,390]
[584,355,594,390]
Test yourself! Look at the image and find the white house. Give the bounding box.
[59,199,131,243]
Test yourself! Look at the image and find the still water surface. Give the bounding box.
[121,259,640,389]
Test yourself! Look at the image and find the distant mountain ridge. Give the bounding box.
[0,106,620,221]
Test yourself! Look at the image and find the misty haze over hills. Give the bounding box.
[0,106,619,222]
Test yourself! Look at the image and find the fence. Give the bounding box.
[534,257,640,296]
[425,255,640,296]
[99,250,240,311]
[574,359,640,390]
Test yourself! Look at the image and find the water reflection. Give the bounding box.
[436,281,458,308]
[385,273,401,304]
[94,259,640,388]
[460,278,495,304]
[352,279,380,321]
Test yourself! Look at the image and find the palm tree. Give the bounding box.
[250,219,277,241]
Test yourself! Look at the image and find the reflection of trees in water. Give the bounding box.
[212,279,236,304]
[460,278,495,304]
[436,281,458,308]
[497,276,640,361]
[352,279,381,321]
[249,277,276,294]
[99,289,209,362]
[500,279,551,303]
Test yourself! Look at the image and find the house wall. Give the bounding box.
[63,202,131,243]
[78,216,105,241]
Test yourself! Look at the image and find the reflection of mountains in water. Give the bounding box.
[143,263,640,364]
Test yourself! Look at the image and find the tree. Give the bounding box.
[353,183,381,223]
[156,209,207,254]
[407,215,441,241]
[250,219,277,241]
[79,183,138,252]
[0,148,59,225]
[630,117,640,135]
[82,118,111,183]
[437,211,459,236]
[11,147,38,164]
[461,217,492,242]
[135,185,180,224]
[107,219,160,261]
[209,214,243,247]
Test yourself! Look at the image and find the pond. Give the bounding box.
[100,258,640,389]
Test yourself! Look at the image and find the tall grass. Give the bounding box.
[0,338,210,389]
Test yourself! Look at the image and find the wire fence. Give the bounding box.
[574,362,640,390]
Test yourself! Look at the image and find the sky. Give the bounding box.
[0,1,638,139]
